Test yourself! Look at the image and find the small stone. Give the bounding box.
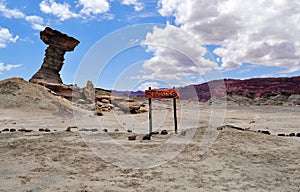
[103,129,108,132]
[3,128,9,132]
[101,99,110,104]
[143,134,151,140]
[79,128,97,132]
[66,126,78,131]
[127,130,132,133]
[216,126,223,131]
[24,129,33,132]
[289,133,295,137]
[114,128,119,132]
[296,133,300,137]
[45,128,51,132]
[18,128,27,132]
[96,101,102,107]
[151,131,159,135]
[128,135,136,140]
[260,130,270,135]
[39,128,45,132]
[107,104,114,109]
[180,131,186,136]
[100,108,109,112]
[77,99,86,104]
[9,128,16,132]
[277,133,286,137]
[161,130,168,135]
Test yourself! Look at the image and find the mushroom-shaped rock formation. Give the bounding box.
[30,27,80,84]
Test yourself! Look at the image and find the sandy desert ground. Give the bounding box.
[0,100,300,191]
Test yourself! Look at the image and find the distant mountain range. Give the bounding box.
[180,76,300,102]
[110,76,300,104]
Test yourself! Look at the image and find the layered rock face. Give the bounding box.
[179,76,300,105]
[224,76,300,98]
[30,27,80,84]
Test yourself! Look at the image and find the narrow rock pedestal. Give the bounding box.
[30,27,80,84]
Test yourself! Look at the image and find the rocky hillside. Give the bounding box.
[0,78,76,115]
[179,76,300,105]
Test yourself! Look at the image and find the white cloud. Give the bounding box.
[0,27,19,48]
[138,82,160,91]
[121,0,144,11]
[25,15,43,24]
[0,0,112,31]
[0,2,45,30]
[39,0,111,21]
[158,0,181,17]
[79,0,110,15]
[0,62,22,74]
[25,16,46,31]
[158,0,300,73]
[280,65,300,74]
[140,25,217,80]
[0,2,25,18]
[40,0,79,21]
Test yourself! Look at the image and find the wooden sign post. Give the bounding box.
[173,87,178,134]
[145,87,179,138]
[148,87,153,136]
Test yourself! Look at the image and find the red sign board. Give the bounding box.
[145,89,179,99]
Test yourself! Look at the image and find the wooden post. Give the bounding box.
[148,87,153,137]
[173,87,178,134]
[145,87,179,136]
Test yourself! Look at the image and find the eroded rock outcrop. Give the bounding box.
[37,81,96,105]
[82,80,95,104]
[30,27,80,84]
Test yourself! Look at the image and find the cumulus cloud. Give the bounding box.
[157,0,300,73]
[40,0,79,21]
[39,0,111,21]
[0,62,22,74]
[79,0,110,15]
[121,0,144,11]
[0,27,19,48]
[140,25,217,80]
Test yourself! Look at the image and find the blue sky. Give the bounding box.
[0,0,300,90]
